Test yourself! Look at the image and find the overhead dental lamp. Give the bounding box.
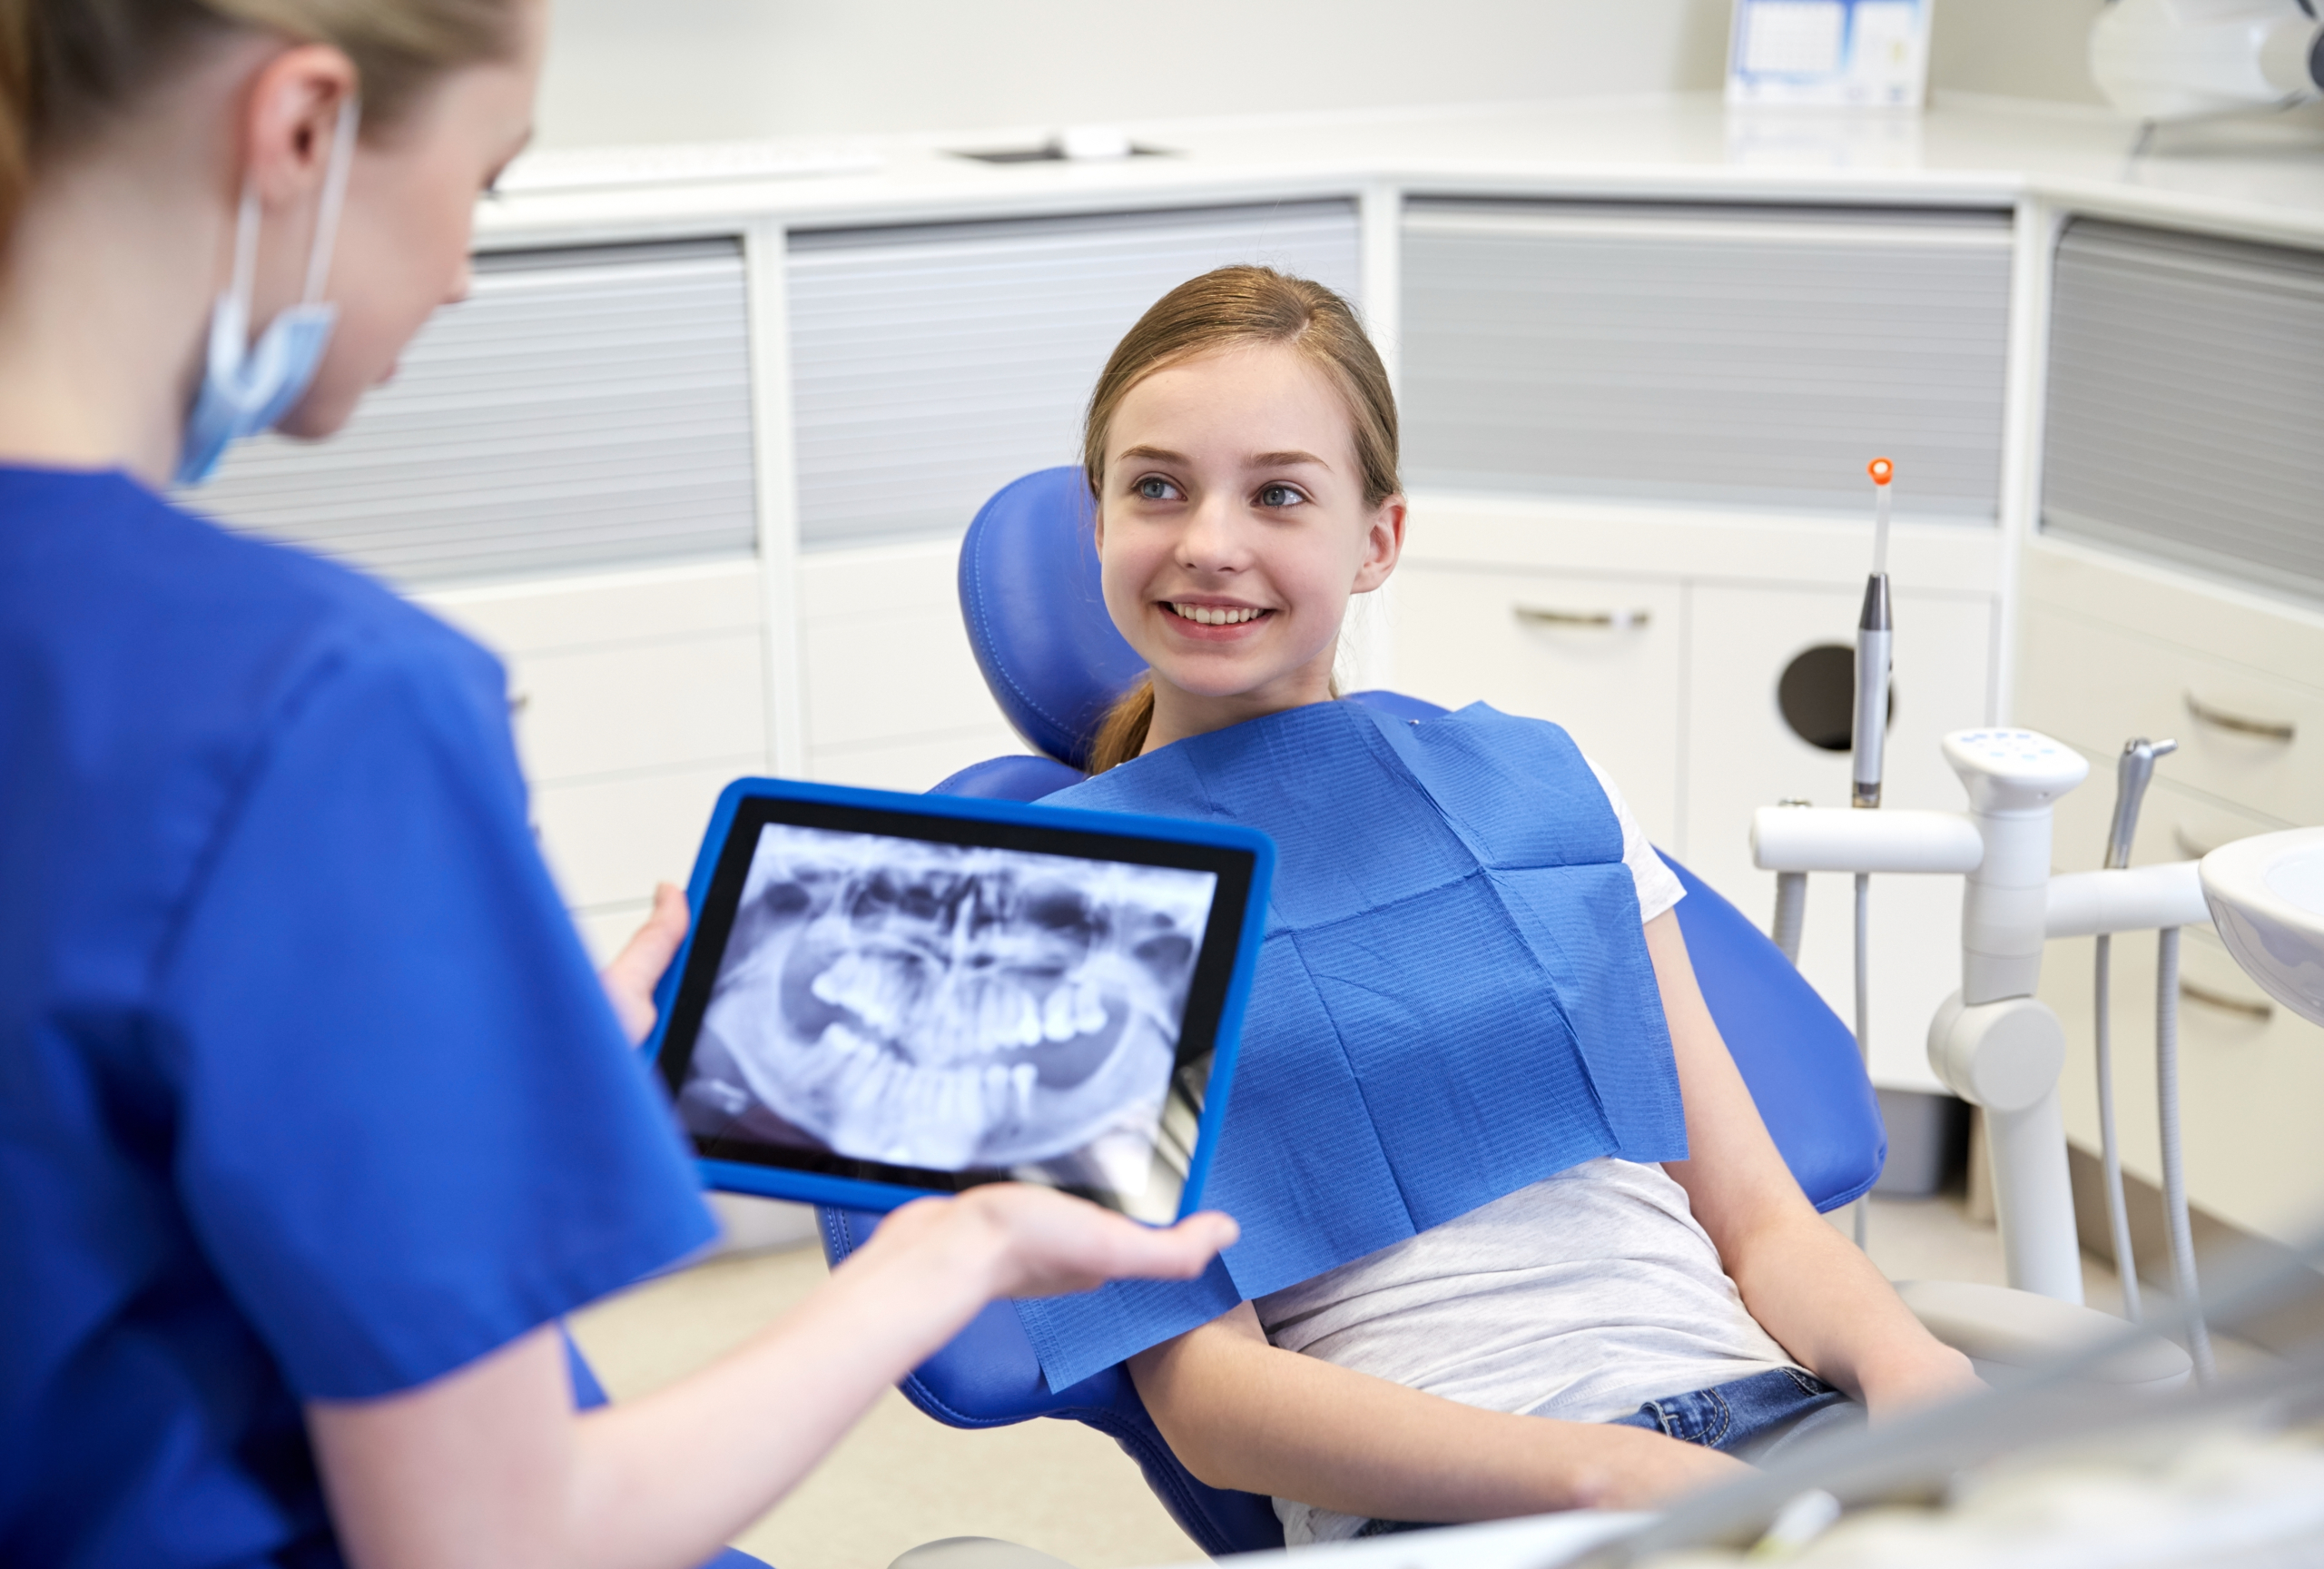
[2091,0,2324,121]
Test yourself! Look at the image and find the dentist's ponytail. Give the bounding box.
[0,0,516,250]
[1080,264,1400,775]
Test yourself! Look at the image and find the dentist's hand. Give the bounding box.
[601,882,689,1044]
[862,1184,1239,1301]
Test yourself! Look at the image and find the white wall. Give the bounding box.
[537,0,1722,147]
[536,0,2116,149]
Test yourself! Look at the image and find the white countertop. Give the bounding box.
[477,90,2324,250]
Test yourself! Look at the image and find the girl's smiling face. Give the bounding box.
[1095,342,1404,752]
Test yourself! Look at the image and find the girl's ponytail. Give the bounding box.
[1087,675,1156,776]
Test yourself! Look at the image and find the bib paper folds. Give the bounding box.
[1011,702,1687,1391]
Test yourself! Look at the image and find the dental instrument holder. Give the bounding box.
[1752,730,2214,1307]
[1928,732,2091,1302]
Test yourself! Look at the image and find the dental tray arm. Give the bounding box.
[1750,806,1983,875]
[2046,862,2211,938]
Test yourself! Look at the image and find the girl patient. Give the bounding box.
[1060,266,1983,1541]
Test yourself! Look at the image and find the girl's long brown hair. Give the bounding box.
[1082,264,1400,774]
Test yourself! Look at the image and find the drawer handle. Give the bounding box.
[2181,978,2273,1021]
[508,691,531,715]
[2184,690,2294,743]
[2171,826,2220,861]
[1514,605,1651,630]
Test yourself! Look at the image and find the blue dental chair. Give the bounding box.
[816,467,1887,1558]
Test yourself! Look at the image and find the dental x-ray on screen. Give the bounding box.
[651,784,1265,1222]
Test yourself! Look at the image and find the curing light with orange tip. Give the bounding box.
[1855,457,1894,811]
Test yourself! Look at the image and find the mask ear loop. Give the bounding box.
[301,94,359,304]
[227,176,262,324]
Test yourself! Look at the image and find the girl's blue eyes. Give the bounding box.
[1130,478,1307,508]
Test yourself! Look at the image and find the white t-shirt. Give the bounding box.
[1254,759,1799,1546]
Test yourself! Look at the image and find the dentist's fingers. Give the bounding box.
[600,883,690,1044]
[871,1186,1238,1302]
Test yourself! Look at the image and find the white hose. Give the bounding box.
[2093,933,2142,1322]
[2154,927,2215,1384]
[1852,872,1871,1250]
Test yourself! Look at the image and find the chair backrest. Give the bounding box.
[957,468,1145,772]
[830,467,1886,1558]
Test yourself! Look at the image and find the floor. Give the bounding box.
[565,1192,2250,1569]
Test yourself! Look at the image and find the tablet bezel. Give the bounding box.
[642,776,1273,1220]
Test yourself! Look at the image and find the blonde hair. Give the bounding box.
[1082,264,1400,775]
[0,0,518,247]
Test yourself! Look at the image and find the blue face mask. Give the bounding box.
[175,97,359,488]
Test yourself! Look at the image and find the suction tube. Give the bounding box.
[2155,926,2216,1385]
[2094,736,2213,1378]
[2094,736,2175,1326]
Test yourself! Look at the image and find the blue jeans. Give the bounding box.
[1353,1367,1861,1538]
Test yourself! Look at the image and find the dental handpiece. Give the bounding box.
[1853,458,1895,810]
[2105,736,2178,869]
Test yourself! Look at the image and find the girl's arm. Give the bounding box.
[310,1186,1236,1569]
[1642,910,1982,1416]
[1129,1305,1744,1521]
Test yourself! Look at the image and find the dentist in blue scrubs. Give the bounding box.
[0,3,1234,1566]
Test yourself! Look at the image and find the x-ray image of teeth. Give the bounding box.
[683,824,1217,1183]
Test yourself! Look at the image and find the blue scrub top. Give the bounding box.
[0,469,717,1567]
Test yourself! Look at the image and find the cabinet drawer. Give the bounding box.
[2018,609,2321,826]
[803,607,1009,753]
[810,725,1029,794]
[507,630,765,785]
[532,763,751,912]
[2047,920,2324,1246]
[1392,567,1683,844]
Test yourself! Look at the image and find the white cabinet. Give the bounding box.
[796,537,1027,792]
[2016,538,2324,1247]
[419,559,770,962]
[1391,567,1684,845]
[195,239,757,587]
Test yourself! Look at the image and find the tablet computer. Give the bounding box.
[645,778,1275,1222]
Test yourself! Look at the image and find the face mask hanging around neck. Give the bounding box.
[174,94,359,488]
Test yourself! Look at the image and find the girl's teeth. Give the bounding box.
[1174,603,1261,626]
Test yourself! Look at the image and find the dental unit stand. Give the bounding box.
[1755,739,2213,1305]
[1750,464,2220,1369]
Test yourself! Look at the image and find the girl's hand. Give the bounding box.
[600,882,689,1044]
[1568,1426,1752,1512]
[1859,1344,1985,1424]
[865,1184,1238,1301]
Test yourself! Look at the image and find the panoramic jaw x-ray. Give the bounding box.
[685,824,1216,1192]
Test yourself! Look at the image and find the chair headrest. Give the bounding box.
[958,467,1146,771]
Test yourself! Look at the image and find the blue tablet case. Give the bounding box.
[641,777,1275,1220]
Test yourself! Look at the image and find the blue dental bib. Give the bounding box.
[1012,700,1687,1390]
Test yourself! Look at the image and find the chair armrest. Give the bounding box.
[1894,1278,2191,1389]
